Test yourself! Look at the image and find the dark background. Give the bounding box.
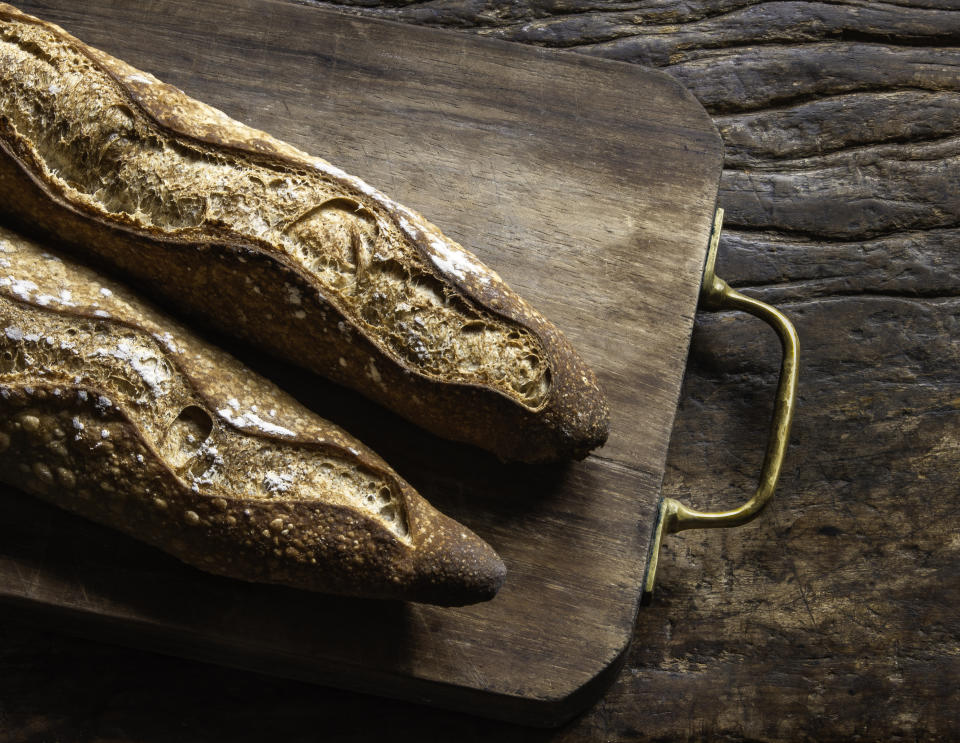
[2,1,959,741]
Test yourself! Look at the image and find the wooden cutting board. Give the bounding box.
[0,0,723,726]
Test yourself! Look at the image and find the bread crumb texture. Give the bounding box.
[0,15,551,409]
[0,228,408,536]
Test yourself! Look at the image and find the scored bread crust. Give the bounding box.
[0,225,505,605]
[0,3,609,463]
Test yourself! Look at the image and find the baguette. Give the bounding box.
[0,224,505,605]
[0,4,609,463]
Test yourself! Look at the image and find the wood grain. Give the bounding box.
[2,0,959,740]
[0,0,723,727]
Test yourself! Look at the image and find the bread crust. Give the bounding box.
[0,3,609,462]
[0,225,505,605]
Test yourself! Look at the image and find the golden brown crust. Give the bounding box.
[0,225,505,605]
[0,2,609,462]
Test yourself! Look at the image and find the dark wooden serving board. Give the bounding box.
[0,0,723,726]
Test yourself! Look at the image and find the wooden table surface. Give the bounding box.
[2,1,958,741]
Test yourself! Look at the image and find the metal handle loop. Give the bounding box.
[642,209,799,601]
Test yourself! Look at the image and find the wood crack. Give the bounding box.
[717,221,960,244]
[722,135,960,169]
[711,88,960,122]
[731,282,960,301]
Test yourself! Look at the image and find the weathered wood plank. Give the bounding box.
[716,227,960,303]
[717,91,960,163]
[720,144,960,239]
[482,1,960,54]
[668,44,960,114]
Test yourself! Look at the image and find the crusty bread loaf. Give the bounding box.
[0,3,609,463]
[0,225,505,605]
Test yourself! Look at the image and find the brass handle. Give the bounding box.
[642,208,799,601]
